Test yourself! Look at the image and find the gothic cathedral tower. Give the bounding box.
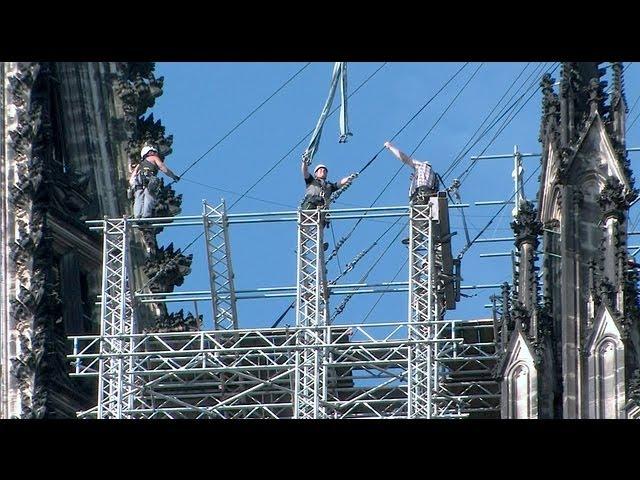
[0,63,193,418]
[499,62,640,419]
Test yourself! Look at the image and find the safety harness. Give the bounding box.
[135,158,159,191]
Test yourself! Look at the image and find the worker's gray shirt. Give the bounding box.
[304,174,339,205]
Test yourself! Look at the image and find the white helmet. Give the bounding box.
[141,145,157,159]
[314,164,328,174]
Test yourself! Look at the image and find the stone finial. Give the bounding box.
[142,243,193,293]
[598,178,627,219]
[511,301,531,333]
[511,201,543,249]
[588,78,602,114]
[539,73,560,143]
[610,62,626,109]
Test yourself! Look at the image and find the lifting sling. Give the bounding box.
[302,62,352,165]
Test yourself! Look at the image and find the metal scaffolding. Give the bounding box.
[407,203,438,417]
[294,209,330,418]
[70,200,500,419]
[203,200,238,330]
[96,217,137,419]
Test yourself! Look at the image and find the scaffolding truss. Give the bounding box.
[97,217,137,419]
[71,200,500,419]
[407,203,438,417]
[203,200,238,330]
[294,209,330,418]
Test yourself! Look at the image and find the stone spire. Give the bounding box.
[609,62,627,150]
[511,200,543,325]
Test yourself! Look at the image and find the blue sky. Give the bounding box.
[148,62,640,330]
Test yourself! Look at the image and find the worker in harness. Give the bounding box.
[129,145,181,219]
[383,141,438,204]
[301,161,356,210]
[384,141,438,246]
[300,161,355,251]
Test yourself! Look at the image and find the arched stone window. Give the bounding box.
[513,364,530,419]
[506,360,535,419]
[596,339,619,418]
[586,305,626,419]
[501,331,538,419]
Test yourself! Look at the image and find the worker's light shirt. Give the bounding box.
[401,157,437,196]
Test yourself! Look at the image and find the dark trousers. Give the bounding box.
[301,194,326,210]
[300,195,330,229]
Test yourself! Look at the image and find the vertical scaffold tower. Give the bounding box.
[408,198,492,418]
[407,203,439,417]
[294,208,330,418]
[97,217,137,419]
[203,200,238,330]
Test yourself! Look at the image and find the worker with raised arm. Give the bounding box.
[300,161,356,211]
[130,145,181,219]
[383,141,438,205]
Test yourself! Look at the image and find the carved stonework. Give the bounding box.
[558,63,607,149]
[599,178,627,220]
[586,77,608,116]
[539,73,560,146]
[608,62,627,149]
[7,62,46,417]
[629,369,640,404]
[622,265,640,337]
[500,282,512,334]
[114,62,163,135]
[143,309,203,333]
[557,146,573,181]
[610,63,626,109]
[154,178,183,219]
[536,303,553,341]
[511,201,542,250]
[142,243,193,294]
[4,63,80,418]
[511,302,531,335]
[129,114,173,166]
[594,278,616,312]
